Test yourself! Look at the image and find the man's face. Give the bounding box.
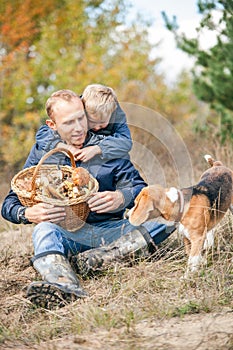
[47,98,88,148]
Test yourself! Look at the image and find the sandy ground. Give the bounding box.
[29,309,233,350]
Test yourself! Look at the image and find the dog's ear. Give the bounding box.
[128,188,154,225]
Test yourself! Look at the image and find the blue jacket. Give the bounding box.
[1,132,146,225]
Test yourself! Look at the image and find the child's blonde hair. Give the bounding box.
[82,84,117,121]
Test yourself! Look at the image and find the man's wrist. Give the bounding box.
[17,206,30,224]
[116,190,125,207]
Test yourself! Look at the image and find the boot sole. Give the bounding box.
[26,281,79,309]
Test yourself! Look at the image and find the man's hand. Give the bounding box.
[87,191,124,213]
[25,203,66,224]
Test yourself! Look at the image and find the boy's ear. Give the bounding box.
[46,119,57,131]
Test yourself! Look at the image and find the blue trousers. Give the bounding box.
[32,219,173,258]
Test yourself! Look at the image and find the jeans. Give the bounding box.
[32,219,173,258]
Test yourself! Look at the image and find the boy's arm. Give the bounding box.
[36,125,86,157]
[73,107,132,162]
[36,125,65,152]
[97,104,133,160]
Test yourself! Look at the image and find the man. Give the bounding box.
[1,90,175,309]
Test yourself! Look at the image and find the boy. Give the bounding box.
[36,84,132,161]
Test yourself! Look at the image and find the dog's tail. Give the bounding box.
[204,154,223,167]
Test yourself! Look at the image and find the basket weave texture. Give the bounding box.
[11,148,99,232]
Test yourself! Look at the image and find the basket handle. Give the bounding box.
[30,147,76,200]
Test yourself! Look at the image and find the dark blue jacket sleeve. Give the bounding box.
[1,143,44,224]
[1,190,23,224]
[114,159,146,209]
[36,125,105,152]
[98,103,132,160]
[36,125,64,152]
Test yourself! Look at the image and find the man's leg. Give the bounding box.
[72,220,176,276]
[27,222,88,309]
[142,220,176,245]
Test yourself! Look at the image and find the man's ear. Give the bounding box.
[46,119,57,131]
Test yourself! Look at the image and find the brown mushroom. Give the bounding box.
[72,167,90,187]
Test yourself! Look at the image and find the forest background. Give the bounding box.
[0,0,233,191]
[0,1,233,349]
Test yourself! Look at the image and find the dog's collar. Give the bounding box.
[175,189,185,223]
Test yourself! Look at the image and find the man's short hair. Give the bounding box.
[46,89,80,120]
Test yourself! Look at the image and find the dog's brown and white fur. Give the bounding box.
[128,155,232,274]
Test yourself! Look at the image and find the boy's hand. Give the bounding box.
[56,142,82,154]
[56,143,101,162]
[73,145,102,162]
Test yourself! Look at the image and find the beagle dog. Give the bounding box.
[128,155,232,274]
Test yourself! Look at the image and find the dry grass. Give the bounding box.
[0,109,233,350]
[0,128,233,349]
[0,211,232,349]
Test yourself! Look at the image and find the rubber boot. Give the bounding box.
[26,252,88,309]
[72,227,156,276]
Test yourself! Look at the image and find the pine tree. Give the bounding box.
[162,0,233,142]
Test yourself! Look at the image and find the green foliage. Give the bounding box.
[163,0,233,142]
[0,0,202,172]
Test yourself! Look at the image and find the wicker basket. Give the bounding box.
[11,148,99,232]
